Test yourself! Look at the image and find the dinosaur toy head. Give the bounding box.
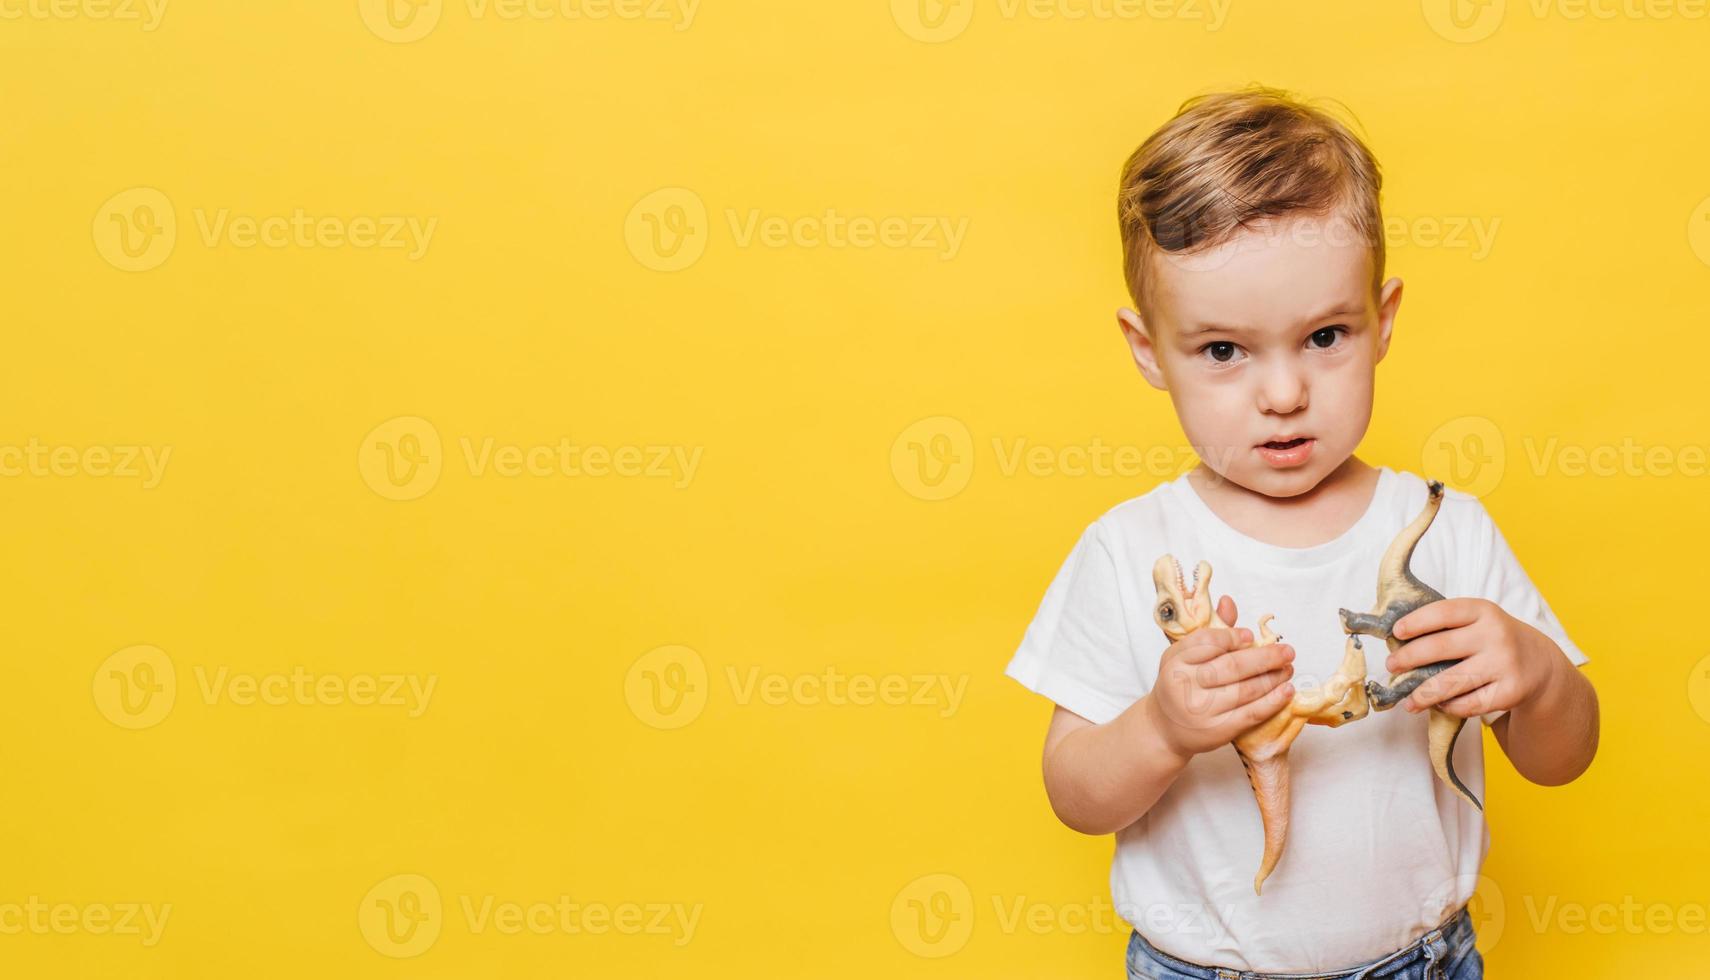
[1151,554,1217,641]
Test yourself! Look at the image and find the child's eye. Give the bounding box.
[1308,326,1349,349]
[1199,341,1241,364]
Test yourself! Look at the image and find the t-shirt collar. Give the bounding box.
[1166,465,1395,569]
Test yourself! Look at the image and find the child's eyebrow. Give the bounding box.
[1181,305,1367,337]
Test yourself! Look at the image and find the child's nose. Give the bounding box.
[1255,361,1309,414]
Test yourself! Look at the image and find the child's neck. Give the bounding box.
[1184,456,1382,548]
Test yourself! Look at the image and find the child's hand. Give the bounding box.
[1389,598,1560,718]
[1144,595,1297,761]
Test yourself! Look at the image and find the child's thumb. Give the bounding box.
[1217,594,1238,627]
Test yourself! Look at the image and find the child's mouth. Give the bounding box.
[1256,437,1314,467]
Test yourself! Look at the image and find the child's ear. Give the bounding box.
[1374,277,1403,364]
[1117,307,1168,390]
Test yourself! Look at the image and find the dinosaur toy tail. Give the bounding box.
[1238,751,1291,895]
[1377,479,1444,593]
[1428,709,1483,811]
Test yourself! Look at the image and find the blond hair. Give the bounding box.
[1116,86,1384,324]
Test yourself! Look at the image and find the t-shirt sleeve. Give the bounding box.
[1463,501,1590,727]
[1004,520,1148,726]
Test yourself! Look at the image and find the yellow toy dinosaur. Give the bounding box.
[1150,556,1371,895]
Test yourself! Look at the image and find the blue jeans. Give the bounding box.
[1126,905,1482,980]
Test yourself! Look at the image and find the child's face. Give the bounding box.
[1118,210,1403,497]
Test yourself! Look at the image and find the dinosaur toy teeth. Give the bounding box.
[1167,555,1198,597]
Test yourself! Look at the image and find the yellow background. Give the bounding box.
[1,0,1702,976]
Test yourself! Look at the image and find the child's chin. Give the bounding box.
[1230,458,1335,497]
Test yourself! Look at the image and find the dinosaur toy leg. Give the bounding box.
[1365,664,1483,810]
[1426,709,1480,810]
[1232,715,1303,895]
[1232,635,1370,894]
[1364,661,1454,708]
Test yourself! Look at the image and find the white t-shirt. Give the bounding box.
[1005,466,1589,974]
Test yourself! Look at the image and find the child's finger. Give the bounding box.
[1216,594,1238,627]
[1385,628,1470,675]
[1436,685,1504,719]
[1201,643,1294,688]
[1393,598,1480,641]
[1213,665,1295,714]
[1220,677,1295,729]
[1405,662,1489,713]
[1177,627,1252,664]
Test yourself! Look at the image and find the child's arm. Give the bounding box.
[1387,600,1599,786]
[1041,621,1296,834]
[1041,700,1191,835]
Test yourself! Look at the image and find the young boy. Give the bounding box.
[1005,88,1599,979]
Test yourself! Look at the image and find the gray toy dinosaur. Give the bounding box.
[1338,479,1483,811]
